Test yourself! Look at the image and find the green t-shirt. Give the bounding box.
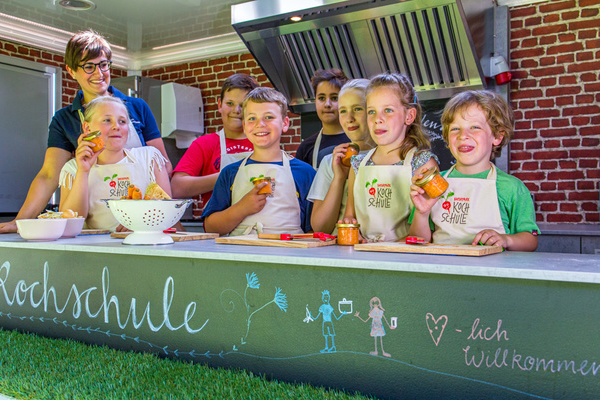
[409,168,540,235]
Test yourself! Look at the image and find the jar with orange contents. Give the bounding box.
[415,167,449,199]
[336,223,360,245]
[341,143,360,167]
[82,130,105,152]
[251,176,272,195]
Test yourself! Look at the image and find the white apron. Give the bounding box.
[431,164,506,244]
[230,151,303,236]
[86,153,152,231]
[353,147,415,242]
[218,129,252,170]
[311,129,323,170]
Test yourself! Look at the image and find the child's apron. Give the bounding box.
[431,163,506,244]
[311,129,323,170]
[353,147,415,242]
[87,152,151,230]
[230,151,302,236]
[218,129,252,170]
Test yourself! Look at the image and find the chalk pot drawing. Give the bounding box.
[306,290,348,353]
[426,313,448,346]
[220,272,287,346]
[355,297,395,358]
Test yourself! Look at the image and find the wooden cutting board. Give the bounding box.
[216,234,336,248]
[80,229,111,235]
[354,242,503,256]
[111,231,218,241]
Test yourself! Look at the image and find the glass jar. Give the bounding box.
[341,143,360,167]
[82,130,104,153]
[251,176,272,195]
[415,167,449,199]
[336,223,360,245]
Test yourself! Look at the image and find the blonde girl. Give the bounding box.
[59,96,171,231]
[343,73,437,242]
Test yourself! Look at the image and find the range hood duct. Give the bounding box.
[232,0,494,113]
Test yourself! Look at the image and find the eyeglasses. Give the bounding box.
[78,60,112,74]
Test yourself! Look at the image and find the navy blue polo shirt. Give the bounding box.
[47,86,161,153]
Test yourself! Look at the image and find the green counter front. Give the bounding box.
[0,234,599,399]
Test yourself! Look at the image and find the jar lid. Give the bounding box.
[415,167,438,186]
[337,223,360,228]
[82,130,101,140]
[251,176,271,183]
[347,143,360,152]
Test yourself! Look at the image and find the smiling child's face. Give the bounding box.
[85,102,129,151]
[218,88,249,135]
[338,89,368,142]
[447,104,503,174]
[243,101,289,150]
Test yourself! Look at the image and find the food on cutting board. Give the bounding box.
[37,209,79,219]
[121,183,171,200]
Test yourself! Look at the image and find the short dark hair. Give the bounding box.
[310,68,348,96]
[220,73,259,100]
[65,30,112,71]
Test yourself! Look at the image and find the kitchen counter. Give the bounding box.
[0,233,599,400]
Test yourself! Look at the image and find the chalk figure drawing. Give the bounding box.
[426,313,448,346]
[305,290,348,353]
[355,297,396,357]
[220,272,288,346]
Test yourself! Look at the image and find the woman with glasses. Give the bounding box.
[0,30,171,233]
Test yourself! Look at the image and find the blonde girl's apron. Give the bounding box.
[431,163,506,244]
[230,151,303,236]
[218,129,253,170]
[353,147,415,242]
[86,151,153,230]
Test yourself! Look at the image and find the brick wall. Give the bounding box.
[509,0,600,224]
[143,54,302,153]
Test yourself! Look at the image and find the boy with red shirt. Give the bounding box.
[171,74,259,205]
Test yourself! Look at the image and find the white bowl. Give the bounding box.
[106,199,192,245]
[16,218,67,241]
[61,217,85,238]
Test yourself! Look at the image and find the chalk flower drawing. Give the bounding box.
[220,272,287,345]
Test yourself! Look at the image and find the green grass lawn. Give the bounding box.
[0,328,374,400]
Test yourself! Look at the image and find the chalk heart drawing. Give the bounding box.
[426,313,448,346]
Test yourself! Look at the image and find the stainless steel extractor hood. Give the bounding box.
[232,0,495,113]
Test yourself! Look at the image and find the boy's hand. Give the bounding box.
[473,229,507,248]
[331,143,351,180]
[239,182,269,215]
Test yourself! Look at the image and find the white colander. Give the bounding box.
[107,199,192,245]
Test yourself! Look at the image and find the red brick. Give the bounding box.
[547,42,584,55]
[522,161,540,171]
[584,82,600,92]
[547,214,583,223]
[512,89,544,100]
[537,99,555,108]
[527,141,543,149]
[540,202,558,211]
[521,59,539,68]
[512,48,545,59]
[551,118,570,127]
[581,126,600,135]
[511,151,533,161]
[568,191,599,201]
[530,66,565,77]
[570,149,600,158]
[561,11,580,20]
[582,202,599,211]
[533,150,569,160]
[581,8,599,18]
[540,0,576,12]
[579,159,599,168]
[577,181,597,191]
[511,29,531,40]
[557,181,576,191]
[562,138,581,147]
[513,130,538,140]
[581,0,600,8]
[532,120,550,128]
[568,61,600,73]
[560,203,579,212]
[524,16,543,26]
[576,51,595,61]
[519,79,538,88]
[582,138,600,147]
[532,24,568,36]
[578,29,598,40]
[539,77,557,87]
[539,56,556,66]
[581,73,598,82]
[533,191,567,202]
[543,140,561,148]
[584,213,600,223]
[585,39,600,49]
[519,100,536,109]
[570,19,600,31]
[556,96,574,106]
[577,94,596,104]
[564,105,600,116]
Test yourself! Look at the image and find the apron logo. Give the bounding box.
[104,174,131,198]
[440,191,472,225]
[366,179,392,208]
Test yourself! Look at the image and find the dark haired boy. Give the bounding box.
[295,68,349,170]
[171,73,259,205]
